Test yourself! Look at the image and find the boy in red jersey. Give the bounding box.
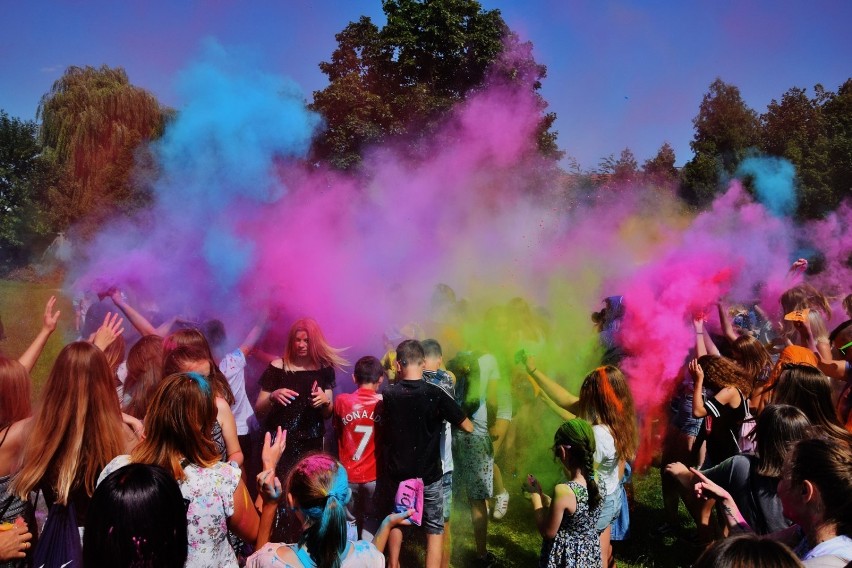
[333,355,385,540]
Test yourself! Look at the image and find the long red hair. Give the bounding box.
[0,357,31,431]
[284,318,348,370]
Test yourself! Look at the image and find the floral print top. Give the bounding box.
[99,455,241,568]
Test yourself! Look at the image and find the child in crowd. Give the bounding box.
[526,418,603,568]
[448,349,512,568]
[381,340,473,568]
[249,453,413,568]
[422,339,456,568]
[333,355,385,541]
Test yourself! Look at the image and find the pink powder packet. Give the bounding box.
[394,478,424,526]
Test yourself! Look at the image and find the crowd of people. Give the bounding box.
[0,270,850,567]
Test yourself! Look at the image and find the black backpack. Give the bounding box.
[33,501,82,568]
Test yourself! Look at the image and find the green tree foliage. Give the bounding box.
[597,148,639,187]
[310,0,561,169]
[756,80,852,218]
[680,78,760,205]
[820,79,852,214]
[38,65,166,234]
[761,86,831,218]
[642,142,678,188]
[0,111,58,271]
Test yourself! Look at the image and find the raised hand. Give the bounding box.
[261,427,286,471]
[42,295,61,332]
[688,358,704,382]
[91,312,125,351]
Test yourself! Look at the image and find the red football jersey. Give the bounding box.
[333,388,382,483]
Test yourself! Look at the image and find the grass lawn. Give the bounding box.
[2,279,701,567]
[0,279,75,393]
[439,469,699,568]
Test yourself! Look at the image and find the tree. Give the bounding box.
[597,147,638,185]
[761,86,831,218]
[310,0,561,169]
[821,79,852,214]
[681,79,760,205]
[38,65,166,233]
[642,142,678,187]
[0,111,58,271]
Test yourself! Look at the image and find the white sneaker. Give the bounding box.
[493,490,509,520]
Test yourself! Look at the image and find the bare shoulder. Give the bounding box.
[4,418,32,450]
[271,358,284,369]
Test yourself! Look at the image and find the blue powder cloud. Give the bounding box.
[155,38,321,208]
[736,156,797,217]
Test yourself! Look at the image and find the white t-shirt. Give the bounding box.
[593,424,619,496]
[470,353,512,437]
[800,535,852,567]
[219,348,254,436]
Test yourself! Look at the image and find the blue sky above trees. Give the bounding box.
[2,0,850,168]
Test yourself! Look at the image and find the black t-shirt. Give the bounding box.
[699,389,747,467]
[380,378,467,485]
[259,365,336,441]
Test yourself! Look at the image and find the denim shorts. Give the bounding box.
[596,487,623,532]
[441,472,453,523]
[671,393,702,437]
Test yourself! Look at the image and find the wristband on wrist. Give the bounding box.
[527,368,537,376]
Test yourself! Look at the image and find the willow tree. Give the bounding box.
[38,65,166,232]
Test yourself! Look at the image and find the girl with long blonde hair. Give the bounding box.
[254,318,347,543]
[12,341,136,527]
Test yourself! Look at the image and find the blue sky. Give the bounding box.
[1,0,850,168]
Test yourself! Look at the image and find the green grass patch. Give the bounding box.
[436,471,698,568]
[0,279,74,393]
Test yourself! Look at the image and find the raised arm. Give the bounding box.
[109,290,166,337]
[238,314,267,356]
[796,320,848,381]
[523,355,579,410]
[90,312,125,351]
[690,359,708,418]
[693,317,715,357]
[254,428,286,549]
[716,303,739,343]
[18,296,61,373]
[538,390,575,421]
